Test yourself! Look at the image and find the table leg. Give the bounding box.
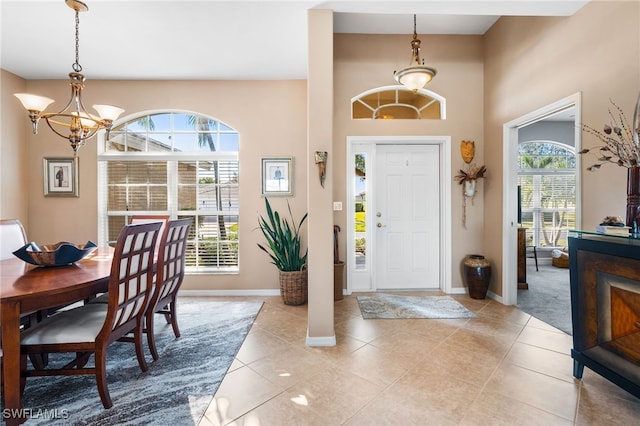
[1,300,25,425]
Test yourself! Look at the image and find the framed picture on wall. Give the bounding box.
[261,157,294,196]
[43,157,79,197]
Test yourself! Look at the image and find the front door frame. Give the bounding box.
[346,136,452,294]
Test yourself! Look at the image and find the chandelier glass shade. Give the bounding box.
[14,0,123,155]
[393,14,437,92]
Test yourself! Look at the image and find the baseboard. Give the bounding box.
[178,289,280,297]
[306,331,336,347]
[486,290,503,304]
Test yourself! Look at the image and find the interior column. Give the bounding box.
[306,9,335,346]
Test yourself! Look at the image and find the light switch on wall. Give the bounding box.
[333,202,343,211]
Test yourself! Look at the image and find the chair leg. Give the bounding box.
[161,305,171,325]
[169,301,180,338]
[134,325,149,373]
[20,354,27,396]
[533,246,539,271]
[146,311,160,361]
[28,353,47,370]
[94,348,113,409]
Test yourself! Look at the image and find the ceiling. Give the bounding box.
[1,0,589,81]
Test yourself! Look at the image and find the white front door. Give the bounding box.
[374,144,440,289]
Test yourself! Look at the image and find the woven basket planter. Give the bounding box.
[552,256,569,268]
[279,269,308,305]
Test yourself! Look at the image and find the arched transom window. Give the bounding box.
[351,85,446,120]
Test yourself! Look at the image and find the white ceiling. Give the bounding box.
[0,0,589,81]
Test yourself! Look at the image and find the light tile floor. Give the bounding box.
[196,294,640,425]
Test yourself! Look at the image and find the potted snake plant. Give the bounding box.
[257,198,308,305]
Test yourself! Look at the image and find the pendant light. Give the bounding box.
[393,14,437,92]
[14,0,124,155]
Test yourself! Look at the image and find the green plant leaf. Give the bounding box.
[257,198,308,271]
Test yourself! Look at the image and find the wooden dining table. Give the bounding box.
[1,247,114,425]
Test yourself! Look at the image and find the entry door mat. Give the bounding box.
[357,294,476,319]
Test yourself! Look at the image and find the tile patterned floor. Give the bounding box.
[195,294,640,425]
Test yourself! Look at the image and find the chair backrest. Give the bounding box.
[130,216,169,256]
[0,219,28,260]
[100,221,163,343]
[130,215,169,236]
[151,219,192,308]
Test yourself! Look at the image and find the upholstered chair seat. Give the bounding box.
[21,304,108,346]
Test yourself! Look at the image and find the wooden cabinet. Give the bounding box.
[517,228,527,289]
[568,233,640,398]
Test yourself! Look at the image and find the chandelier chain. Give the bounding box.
[73,8,82,72]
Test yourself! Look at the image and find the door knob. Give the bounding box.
[377,223,386,228]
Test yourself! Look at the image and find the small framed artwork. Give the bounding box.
[43,157,79,197]
[261,157,294,196]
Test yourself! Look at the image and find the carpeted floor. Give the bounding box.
[357,294,476,319]
[10,299,263,425]
[517,258,572,334]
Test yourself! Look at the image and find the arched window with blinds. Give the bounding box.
[97,111,239,272]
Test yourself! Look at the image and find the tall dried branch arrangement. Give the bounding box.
[580,98,640,171]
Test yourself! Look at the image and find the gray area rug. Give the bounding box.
[357,294,476,319]
[517,259,572,335]
[9,299,263,425]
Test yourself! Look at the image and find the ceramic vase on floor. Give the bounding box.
[463,254,492,299]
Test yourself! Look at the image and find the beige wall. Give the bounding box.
[333,33,486,290]
[3,77,308,292]
[3,0,639,302]
[1,69,29,227]
[483,0,640,296]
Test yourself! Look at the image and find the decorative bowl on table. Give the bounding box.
[12,241,98,266]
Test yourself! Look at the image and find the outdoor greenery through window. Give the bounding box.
[98,111,239,272]
[518,141,576,249]
[354,153,367,270]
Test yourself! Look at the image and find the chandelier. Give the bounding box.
[14,0,123,155]
[393,14,437,92]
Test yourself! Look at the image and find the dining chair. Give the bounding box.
[19,221,162,409]
[145,218,191,360]
[0,219,41,378]
[0,219,40,329]
[88,218,191,361]
[0,219,28,260]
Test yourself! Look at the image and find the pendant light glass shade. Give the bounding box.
[14,94,55,113]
